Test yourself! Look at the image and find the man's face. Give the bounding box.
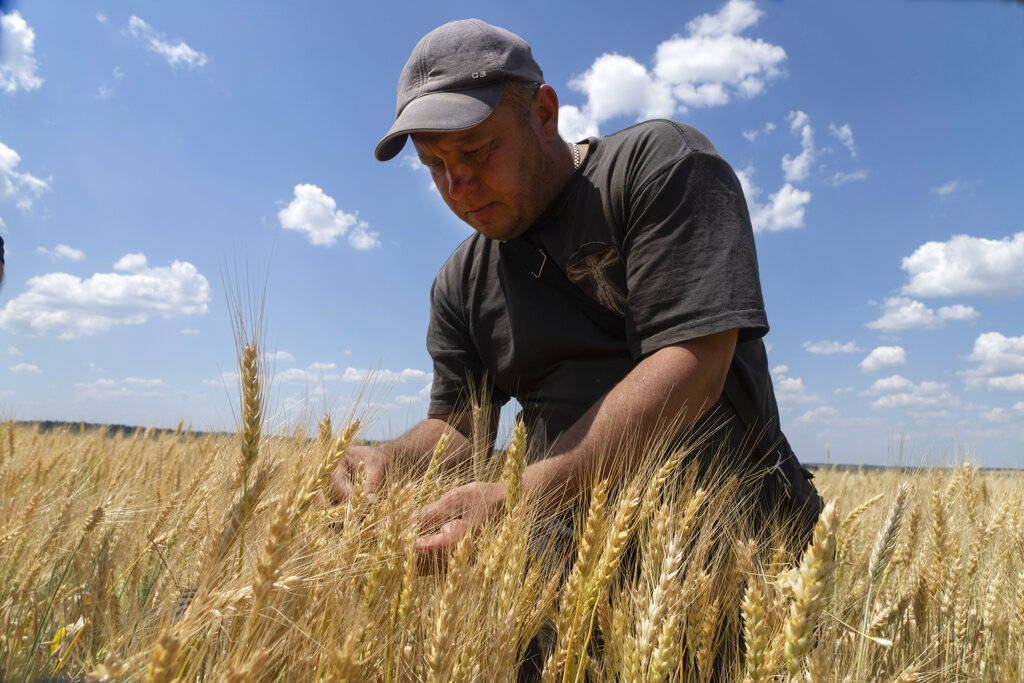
[412,97,552,242]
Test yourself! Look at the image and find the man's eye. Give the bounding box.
[427,159,444,170]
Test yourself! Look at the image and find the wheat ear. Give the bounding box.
[637,534,685,680]
[784,500,838,675]
[500,418,528,512]
[142,630,180,683]
[427,534,473,683]
[855,483,908,678]
[741,580,770,683]
[244,494,292,643]
[544,478,610,681]
[419,432,450,507]
[239,342,263,469]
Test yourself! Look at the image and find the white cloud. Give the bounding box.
[742,121,775,142]
[781,110,815,183]
[966,332,1024,376]
[900,232,1024,300]
[735,165,811,233]
[203,370,237,388]
[340,367,432,383]
[569,53,674,124]
[559,0,785,136]
[771,365,815,405]
[347,222,382,250]
[113,66,125,80]
[2,346,22,355]
[687,0,763,35]
[114,253,148,272]
[126,16,209,68]
[265,350,295,362]
[860,345,906,373]
[987,374,1024,393]
[395,381,433,405]
[37,244,86,261]
[656,0,786,104]
[941,305,978,321]
[0,139,52,210]
[758,184,811,231]
[558,105,601,143]
[96,84,112,100]
[864,374,959,410]
[275,363,431,387]
[0,254,211,339]
[123,376,165,388]
[978,407,1011,423]
[75,376,166,400]
[937,304,979,322]
[931,179,962,196]
[826,170,868,187]
[95,12,109,24]
[1014,401,1024,413]
[777,112,865,189]
[180,328,199,335]
[796,406,839,423]
[867,375,915,395]
[828,123,857,157]
[866,296,978,332]
[278,184,380,249]
[963,332,1024,393]
[276,367,318,384]
[1,12,43,93]
[9,362,41,374]
[803,340,860,354]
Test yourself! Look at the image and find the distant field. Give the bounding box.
[1,417,1021,681]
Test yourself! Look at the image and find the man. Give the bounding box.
[332,19,819,557]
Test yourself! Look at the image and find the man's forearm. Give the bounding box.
[380,417,471,472]
[522,330,737,510]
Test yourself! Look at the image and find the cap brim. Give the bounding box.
[374,80,508,161]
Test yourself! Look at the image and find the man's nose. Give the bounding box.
[446,164,477,200]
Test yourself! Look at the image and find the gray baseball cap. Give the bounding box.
[375,19,544,162]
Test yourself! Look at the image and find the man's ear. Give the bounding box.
[534,84,561,141]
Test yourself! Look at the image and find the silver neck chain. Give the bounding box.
[570,141,580,171]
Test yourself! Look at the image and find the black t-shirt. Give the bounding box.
[427,120,790,463]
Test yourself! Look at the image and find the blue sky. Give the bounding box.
[1,0,1022,467]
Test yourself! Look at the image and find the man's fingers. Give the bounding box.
[415,491,459,534]
[329,448,388,505]
[363,462,385,497]
[329,461,353,504]
[416,518,473,560]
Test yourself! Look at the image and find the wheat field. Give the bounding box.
[1,322,1022,683]
[1,402,1022,682]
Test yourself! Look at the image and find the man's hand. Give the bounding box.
[331,445,389,503]
[415,481,506,560]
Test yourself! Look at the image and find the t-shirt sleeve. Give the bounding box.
[425,275,508,415]
[621,150,768,359]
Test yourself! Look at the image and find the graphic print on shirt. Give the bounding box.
[565,242,627,315]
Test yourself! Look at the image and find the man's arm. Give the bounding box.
[331,408,497,502]
[524,328,737,508]
[415,328,737,555]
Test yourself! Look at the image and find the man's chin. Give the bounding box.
[465,220,522,242]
